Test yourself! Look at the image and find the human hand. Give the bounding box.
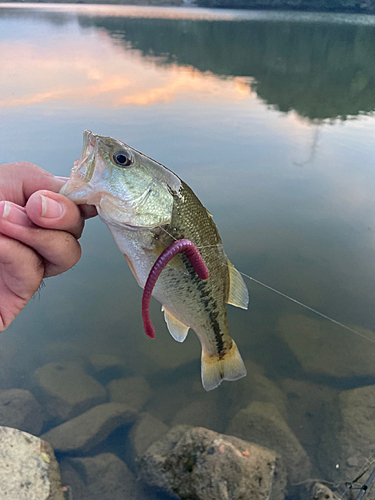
[0,161,97,332]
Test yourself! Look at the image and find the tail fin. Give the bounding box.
[201,341,247,391]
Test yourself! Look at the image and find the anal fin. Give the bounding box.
[201,340,246,391]
[162,306,190,342]
[227,260,249,310]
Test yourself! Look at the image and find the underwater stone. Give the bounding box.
[138,425,286,500]
[33,361,106,421]
[318,384,375,483]
[0,426,64,500]
[65,453,147,500]
[229,359,287,420]
[0,389,44,436]
[90,354,124,372]
[280,379,337,459]
[107,376,152,411]
[227,402,311,484]
[128,412,169,459]
[41,402,138,453]
[276,314,375,378]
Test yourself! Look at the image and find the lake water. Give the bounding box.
[1,3,375,498]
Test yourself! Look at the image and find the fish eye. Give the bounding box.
[113,150,132,167]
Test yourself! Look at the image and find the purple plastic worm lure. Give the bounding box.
[142,239,210,339]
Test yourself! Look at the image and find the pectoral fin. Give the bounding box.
[162,306,190,342]
[227,260,249,310]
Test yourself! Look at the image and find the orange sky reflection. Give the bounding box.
[0,33,252,110]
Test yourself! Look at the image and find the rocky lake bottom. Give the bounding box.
[1,312,375,500]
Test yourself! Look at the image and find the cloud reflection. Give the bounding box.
[0,33,252,110]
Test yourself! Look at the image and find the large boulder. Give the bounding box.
[318,384,375,483]
[227,402,311,484]
[41,402,138,453]
[276,314,375,378]
[0,389,44,435]
[33,362,106,421]
[0,426,64,500]
[138,425,287,500]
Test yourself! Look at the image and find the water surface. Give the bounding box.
[1,3,375,496]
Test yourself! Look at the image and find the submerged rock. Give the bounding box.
[107,376,152,411]
[276,314,375,378]
[228,359,287,420]
[227,402,311,484]
[0,426,64,500]
[90,354,124,373]
[61,453,147,500]
[138,425,286,500]
[0,389,44,436]
[280,379,337,459]
[33,362,106,421]
[318,384,375,483]
[128,412,169,458]
[41,402,138,453]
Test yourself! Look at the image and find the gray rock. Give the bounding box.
[129,412,169,458]
[0,389,44,435]
[138,425,287,500]
[33,362,106,421]
[41,402,138,453]
[107,376,151,411]
[276,314,375,378]
[227,402,311,484]
[0,426,64,500]
[318,384,375,483]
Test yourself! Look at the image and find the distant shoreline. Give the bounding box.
[0,0,374,13]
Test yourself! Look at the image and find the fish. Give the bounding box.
[60,130,249,391]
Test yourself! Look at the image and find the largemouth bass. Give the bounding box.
[60,130,249,391]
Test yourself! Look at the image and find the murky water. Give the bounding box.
[1,3,375,498]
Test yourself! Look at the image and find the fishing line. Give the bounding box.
[157,225,375,344]
[236,269,375,344]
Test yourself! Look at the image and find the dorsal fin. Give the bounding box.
[162,306,190,342]
[227,260,249,310]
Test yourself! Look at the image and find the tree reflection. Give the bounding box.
[78,15,375,122]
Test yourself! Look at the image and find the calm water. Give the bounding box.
[1,2,375,496]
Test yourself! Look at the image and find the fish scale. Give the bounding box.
[60,130,249,391]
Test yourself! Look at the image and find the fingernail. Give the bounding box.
[40,195,63,218]
[0,201,30,226]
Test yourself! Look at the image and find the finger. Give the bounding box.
[0,201,81,278]
[0,233,43,332]
[26,191,85,239]
[0,162,66,205]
